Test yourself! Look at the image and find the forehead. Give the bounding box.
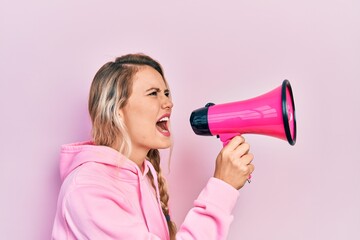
[132,65,167,91]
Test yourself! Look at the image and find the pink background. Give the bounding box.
[1,0,359,239]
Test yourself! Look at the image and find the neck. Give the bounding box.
[129,147,149,172]
[111,141,149,172]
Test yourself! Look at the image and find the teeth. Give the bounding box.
[158,117,169,122]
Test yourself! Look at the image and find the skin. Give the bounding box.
[214,136,255,190]
[120,65,254,189]
[119,65,173,169]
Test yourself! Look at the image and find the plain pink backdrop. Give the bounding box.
[1,0,359,239]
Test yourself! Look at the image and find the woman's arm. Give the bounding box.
[176,177,239,240]
[176,136,254,240]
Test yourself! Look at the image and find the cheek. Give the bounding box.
[126,110,155,134]
[122,101,159,136]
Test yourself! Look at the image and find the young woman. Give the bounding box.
[52,53,254,239]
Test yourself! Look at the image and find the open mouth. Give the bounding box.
[156,116,170,134]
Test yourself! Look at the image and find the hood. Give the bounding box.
[58,141,169,239]
[59,141,143,181]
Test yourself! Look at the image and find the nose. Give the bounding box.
[162,96,174,109]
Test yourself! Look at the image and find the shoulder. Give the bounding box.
[61,162,138,208]
[62,167,140,218]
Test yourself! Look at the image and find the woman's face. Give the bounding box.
[120,65,173,157]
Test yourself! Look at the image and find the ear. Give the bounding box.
[118,108,125,119]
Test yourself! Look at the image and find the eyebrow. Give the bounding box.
[146,87,170,93]
[146,87,160,92]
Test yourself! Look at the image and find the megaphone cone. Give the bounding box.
[190,80,297,145]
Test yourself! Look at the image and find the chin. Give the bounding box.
[156,139,172,149]
[158,145,171,150]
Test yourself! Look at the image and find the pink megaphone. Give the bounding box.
[190,80,297,146]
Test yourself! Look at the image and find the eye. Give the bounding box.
[148,91,158,96]
[165,90,171,97]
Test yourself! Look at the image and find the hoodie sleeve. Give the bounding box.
[176,177,240,240]
[63,185,162,240]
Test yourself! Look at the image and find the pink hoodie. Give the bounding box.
[52,141,240,239]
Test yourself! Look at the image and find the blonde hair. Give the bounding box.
[88,53,177,239]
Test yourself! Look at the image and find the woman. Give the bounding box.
[52,53,254,239]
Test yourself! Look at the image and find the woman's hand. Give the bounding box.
[214,136,254,190]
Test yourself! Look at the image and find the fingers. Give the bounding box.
[234,142,250,158]
[239,153,254,173]
[227,137,254,171]
[233,140,254,181]
[216,135,255,188]
[225,135,245,151]
[241,152,254,166]
[225,136,250,159]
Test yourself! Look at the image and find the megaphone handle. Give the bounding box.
[218,133,252,183]
[218,133,241,147]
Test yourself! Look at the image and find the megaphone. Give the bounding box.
[190,80,297,146]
